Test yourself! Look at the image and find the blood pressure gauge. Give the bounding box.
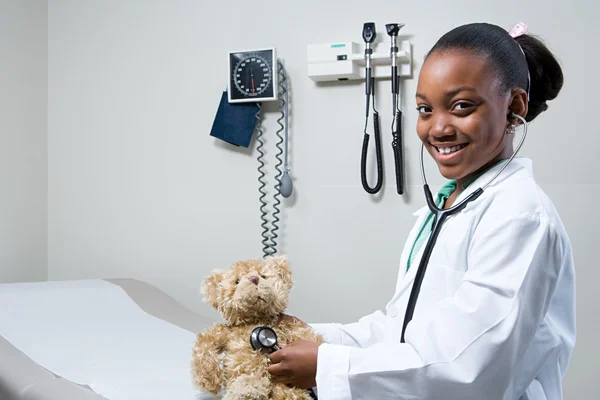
[228,48,278,103]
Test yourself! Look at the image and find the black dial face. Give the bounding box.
[229,50,274,100]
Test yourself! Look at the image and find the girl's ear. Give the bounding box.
[508,88,529,124]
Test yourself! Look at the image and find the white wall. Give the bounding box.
[47,0,598,397]
[0,0,48,283]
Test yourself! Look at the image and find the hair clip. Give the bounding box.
[508,23,528,38]
[507,22,531,100]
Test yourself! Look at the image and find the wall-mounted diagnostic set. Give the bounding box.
[307,22,413,196]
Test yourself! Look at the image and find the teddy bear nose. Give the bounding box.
[248,276,260,285]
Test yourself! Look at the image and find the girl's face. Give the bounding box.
[415,50,515,186]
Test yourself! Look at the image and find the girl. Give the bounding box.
[268,22,575,400]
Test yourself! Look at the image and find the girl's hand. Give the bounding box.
[268,340,321,389]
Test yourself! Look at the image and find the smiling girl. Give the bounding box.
[268,22,575,400]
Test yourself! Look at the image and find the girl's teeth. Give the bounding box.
[438,144,466,154]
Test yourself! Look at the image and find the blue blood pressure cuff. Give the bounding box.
[209,91,258,148]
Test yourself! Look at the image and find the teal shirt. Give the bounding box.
[406,160,505,272]
[406,180,456,271]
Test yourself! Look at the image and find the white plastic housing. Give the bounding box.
[307,40,412,82]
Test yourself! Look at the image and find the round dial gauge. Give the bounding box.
[228,49,277,103]
[233,55,272,97]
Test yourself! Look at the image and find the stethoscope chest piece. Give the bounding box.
[250,326,280,354]
[250,326,319,399]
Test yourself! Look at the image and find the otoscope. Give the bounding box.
[386,23,405,195]
[360,22,383,194]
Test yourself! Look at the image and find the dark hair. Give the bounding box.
[426,23,563,122]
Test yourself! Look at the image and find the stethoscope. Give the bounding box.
[400,112,529,343]
[250,327,318,399]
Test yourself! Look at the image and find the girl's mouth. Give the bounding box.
[434,143,469,155]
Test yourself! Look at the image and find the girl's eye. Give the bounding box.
[453,102,474,111]
[416,105,432,114]
[261,275,267,279]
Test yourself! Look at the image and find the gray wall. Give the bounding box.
[0,0,48,283]
[45,0,597,397]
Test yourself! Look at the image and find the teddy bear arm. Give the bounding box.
[191,326,228,394]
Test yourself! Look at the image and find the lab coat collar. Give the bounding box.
[411,157,533,217]
[456,157,533,207]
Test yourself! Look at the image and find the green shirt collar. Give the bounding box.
[436,159,506,205]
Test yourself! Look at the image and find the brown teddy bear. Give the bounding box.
[191,255,323,400]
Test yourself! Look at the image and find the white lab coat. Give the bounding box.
[312,158,576,400]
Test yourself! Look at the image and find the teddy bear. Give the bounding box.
[191,255,323,400]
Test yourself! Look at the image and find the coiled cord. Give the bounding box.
[360,77,383,194]
[255,103,272,257]
[257,59,289,258]
[391,87,404,195]
[268,60,288,256]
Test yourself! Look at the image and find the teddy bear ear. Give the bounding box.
[201,270,224,309]
[266,255,292,287]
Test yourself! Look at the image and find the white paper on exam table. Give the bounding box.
[0,279,202,400]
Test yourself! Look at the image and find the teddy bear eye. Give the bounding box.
[235,279,240,284]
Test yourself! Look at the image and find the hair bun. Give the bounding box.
[527,100,549,122]
[516,35,563,121]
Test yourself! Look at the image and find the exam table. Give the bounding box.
[0,278,218,400]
